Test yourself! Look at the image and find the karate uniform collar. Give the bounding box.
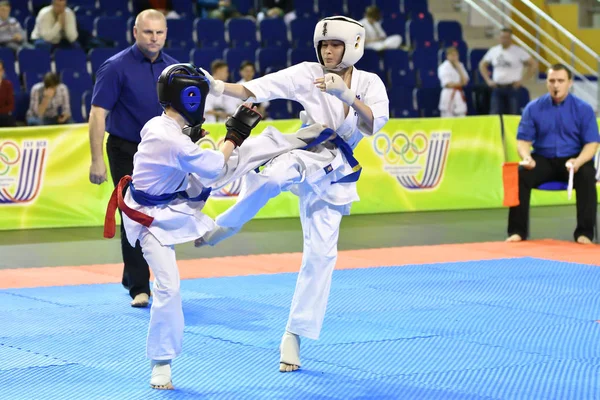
[161,112,184,132]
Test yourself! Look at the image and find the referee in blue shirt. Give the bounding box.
[88,10,178,307]
[507,64,600,244]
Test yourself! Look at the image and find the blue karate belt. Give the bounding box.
[301,127,362,184]
[128,182,212,206]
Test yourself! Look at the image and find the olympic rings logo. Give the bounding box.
[373,132,428,165]
[0,141,21,176]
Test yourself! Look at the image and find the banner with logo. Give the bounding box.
[502,115,600,206]
[351,116,506,214]
[0,117,507,231]
[0,124,114,230]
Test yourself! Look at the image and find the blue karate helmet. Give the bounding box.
[157,63,210,128]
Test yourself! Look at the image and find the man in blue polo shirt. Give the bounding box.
[507,63,600,244]
[88,9,178,307]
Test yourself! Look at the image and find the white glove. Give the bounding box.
[199,67,224,97]
[323,73,356,106]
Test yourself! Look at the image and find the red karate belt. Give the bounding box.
[103,175,154,238]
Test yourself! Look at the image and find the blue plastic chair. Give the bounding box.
[224,47,256,81]
[266,100,291,120]
[414,87,441,117]
[191,48,223,70]
[226,18,258,49]
[194,18,226,49]
[259,18,289,49]
[533,178,598,242]
[290,17,318,49]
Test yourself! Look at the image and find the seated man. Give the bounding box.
[26,72,72,126]
[30,0,79,50]
[359,5,401,51]
[0,1,27,52]
[507,63,599,244]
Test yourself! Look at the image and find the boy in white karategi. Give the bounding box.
[196,16,390,373]
[104,63,326,389]
[437,46,469,117]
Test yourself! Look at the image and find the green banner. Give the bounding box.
[0,124,113,230]
[0,117,508,230]
[502,115,600,207]
[352,116,505,213]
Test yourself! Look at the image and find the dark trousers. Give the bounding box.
[0,114,16,127]
[490,86,520,115]
[106,135,151,298]
[508,154,597,241]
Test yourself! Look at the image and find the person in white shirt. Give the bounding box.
[0,1,27,52]
[31,0,79,50]
[230,61,269,117]
[479,28,537,115]
[204,59,238,123]
[196,16,389,373]
[359,5,401,51]
[438,46,469,117]
[104,63,326,390]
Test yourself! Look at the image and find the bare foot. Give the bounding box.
[279,362,300,372]
[505,234,523,242]
[130,293,149,307]
[150,361,174,390]
[151,381,174,390]
[576,236,593,245]
[279,331,301,373]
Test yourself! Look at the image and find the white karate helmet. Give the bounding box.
[313,16,365,71]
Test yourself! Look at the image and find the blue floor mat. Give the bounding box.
[1,257,600,399]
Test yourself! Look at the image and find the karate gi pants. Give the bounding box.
[216,152,346,340]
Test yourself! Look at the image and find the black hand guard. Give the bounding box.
[224,105,263,147]
[182,125,207,143]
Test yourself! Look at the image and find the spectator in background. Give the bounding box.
[257,0,296,26]
[479,28,537,115]
[26,72,72,126]
[230,61,268,117]
[0,59,15,127]
[31,0,79,50]
[0,1,26,52]
[204,59,237,122]
[438,47,469,117]
[359,6,402,51]
[133,0,181,19]
[209,0,240,21]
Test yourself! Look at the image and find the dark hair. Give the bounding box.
[500,28,512,35]
[445,46,458,55]
[239,60,254,71]
[210,59,228,73]
[365,5,381,20]
[43,72,60,88]
[549,63,572,79]
[0,59,4,69]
